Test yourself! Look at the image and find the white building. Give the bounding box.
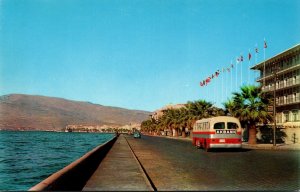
[251,44,300,143]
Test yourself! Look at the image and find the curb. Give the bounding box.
[242,143,300,151]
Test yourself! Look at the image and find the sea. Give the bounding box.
[0,131,114,191]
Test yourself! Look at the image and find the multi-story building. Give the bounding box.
[251,44,300,144]
[150,104,186,121]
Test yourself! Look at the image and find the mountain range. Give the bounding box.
[0,94,151,131]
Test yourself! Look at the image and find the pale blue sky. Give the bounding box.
[1,0,299,111]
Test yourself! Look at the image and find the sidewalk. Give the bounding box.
[242,142,300,151]
[83,135,153,191]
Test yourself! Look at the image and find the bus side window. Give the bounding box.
[214,122,225,129]
[228,122,238,129]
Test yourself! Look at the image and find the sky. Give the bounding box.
[1,0,300,112]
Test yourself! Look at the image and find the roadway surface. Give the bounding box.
[126,134,300,191]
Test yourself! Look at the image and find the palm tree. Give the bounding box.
[141,119,156,134]
[178,108,189,137]
[224,85,272,144]
[187,100,213,119]
[224,99,236,116]
[141,99,225,138]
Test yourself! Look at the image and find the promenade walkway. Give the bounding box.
[82,135,153,191]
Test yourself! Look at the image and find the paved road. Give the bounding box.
[126,135,300,191]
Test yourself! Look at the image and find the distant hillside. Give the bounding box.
[0,94,151,131]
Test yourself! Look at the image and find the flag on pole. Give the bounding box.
[264,40,267,48]
[255,47,259,53]
[248,52,252,60]
[241,55,244,62]
[200,81,205,86]
[205,77,211,84]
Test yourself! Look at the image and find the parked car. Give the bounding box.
[133,131,141,138]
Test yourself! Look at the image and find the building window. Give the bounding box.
[283,111,290,122]
[292,110,299,122]
[276,113,282,124]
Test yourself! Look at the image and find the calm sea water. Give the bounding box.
[0,131,114,191]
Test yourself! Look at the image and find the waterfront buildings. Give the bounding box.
[150,104,186,121]
[251,44,300,143]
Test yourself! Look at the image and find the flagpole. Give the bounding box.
[236,57,238,91]
[255,44,258,84]
[248,49,250,85]
[255,43,258,64]
[214,80,216,105]
[241,54,243,87]
[263,38,266,88]
[231,60,233,94]
[222,69,224,102]
[225,69,227,98]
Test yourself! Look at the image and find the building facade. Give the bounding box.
[150,104,186,121]
[251,44,300,143]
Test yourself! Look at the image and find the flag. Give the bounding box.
[215,71,220,77]
[255,47,259,53]
[231,64,234,68]
[240,55,243,62]
[200,81,204,86]
[205,77,211,84]
[264,40,267,48]
[248,52,252,60]
[211,74,215,79]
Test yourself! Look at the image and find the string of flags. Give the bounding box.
[199,40,268,87]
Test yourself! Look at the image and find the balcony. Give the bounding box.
[262,78,300,92]
[277,96,300,106]
[256,63,300,81]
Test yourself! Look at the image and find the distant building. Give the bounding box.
[65,123,140,133]
[150,104,186,121]
[251,44,300,143]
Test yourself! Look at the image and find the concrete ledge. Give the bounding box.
[29,136,117,191]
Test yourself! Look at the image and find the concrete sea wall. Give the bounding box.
[29,136,117,191]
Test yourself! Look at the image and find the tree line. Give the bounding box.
[141,85,272,144]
